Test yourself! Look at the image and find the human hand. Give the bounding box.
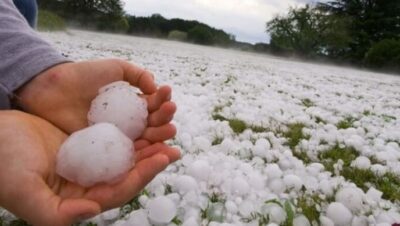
[16,59,177,143]
[0,111,180,226]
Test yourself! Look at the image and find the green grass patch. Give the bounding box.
[249,125,270,133]
[228,119,247,134]
[320,145,400,202]
[284,123,308,150]
[341,168,400,202]
[301,98,314,108]
[382,114,396,122]
[296,195,321,224]
[172,216,182,225]
[293,150,312,164]
[210,192,226,203]
[212,113,249,134]
[37,10,66,31]
[336,116,356,129]
[212,137,224,145]
[315,116,326,124]
[319,144,359,172]
[120,189,149,218]
[336,116,357,129]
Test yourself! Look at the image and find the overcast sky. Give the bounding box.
[121,0,324,44]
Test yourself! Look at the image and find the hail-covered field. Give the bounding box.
[2,30,400,226]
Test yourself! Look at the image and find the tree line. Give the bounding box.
[37,0,235,46]
[267,0,400,73]
[38,0,400,73]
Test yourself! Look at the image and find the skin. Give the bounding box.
[0,59,181,225]
[0,111,180,226]
[17,59,177,142]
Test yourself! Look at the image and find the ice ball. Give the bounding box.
[326,202,353,226]
[56,123,134,187]
[88,81,148,140]
[147,196,177,224]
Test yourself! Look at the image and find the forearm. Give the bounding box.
[0,0,69,109]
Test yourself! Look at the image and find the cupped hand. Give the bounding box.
[0,111,180,226]
[16,59,177,142]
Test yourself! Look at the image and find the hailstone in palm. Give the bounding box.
[56,123,133,187]
[88,81,148,140]
[57,81,150,187]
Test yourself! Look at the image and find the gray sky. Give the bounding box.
[121,0,323,44]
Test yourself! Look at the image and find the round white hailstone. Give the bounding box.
[88,81,148,140]
[253,138,271,157]
[231,177,250,196]
[269,178,285,194]
[182,217,198,226]
[268,205,287,224]
[265,164,283,179]
[319,216,334,226]
[306,163,325,176]
[248,173,266,190]
[376,211,395,224]
[101,208,120,220]
[139,195,149,207]
[370,164,387,176]
[220,139,236,153]
[123,209,151,226]
[225,201,238,213]
[366,187,382,202]
[56,123,133,187]
[351,156,371,170]
[179,133,193,150]
[335,187,364,212]
[187,160,212,181]
[193,136,211,151]
[293,215,311,226]
[238,200,254,217]
[326,202,353,226]
[147,196,177,224]
[319,179,334,197]
[174,175,198,194]
[283,174,303,191]
[351,216,369,226]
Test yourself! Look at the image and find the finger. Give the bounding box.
[145,86,172,112]
[141,124,177,143]
[85,153,170,210]
[134,139,151,150]
[148,102,177,127]
[159,147,181,164]
[135,143,171,162]
[118,60,157,94]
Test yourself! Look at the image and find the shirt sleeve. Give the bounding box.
[0,0,69,109]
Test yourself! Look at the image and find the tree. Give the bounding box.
[318,0,400,62]
[364,39,400,71]
[267,5,350,58]
[188,25,214,45]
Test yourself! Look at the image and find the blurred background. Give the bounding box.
[37,0,400,74]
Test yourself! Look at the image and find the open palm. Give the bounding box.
[0,111,180,226]
[16,59,177,143]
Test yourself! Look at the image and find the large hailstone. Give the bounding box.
[56,123,133,187]
[88,81,148,140]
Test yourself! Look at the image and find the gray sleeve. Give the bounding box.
[0,0,69,109]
